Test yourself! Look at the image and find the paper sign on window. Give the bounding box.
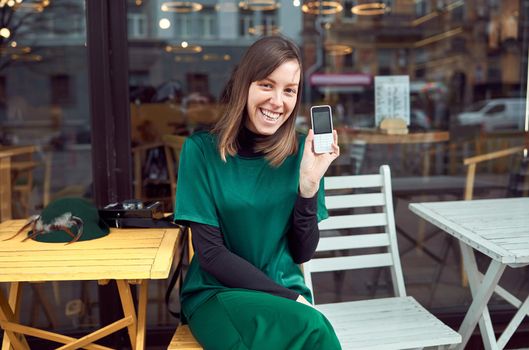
[374,75,410,126]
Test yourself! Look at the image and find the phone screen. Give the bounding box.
[313,110,332,134]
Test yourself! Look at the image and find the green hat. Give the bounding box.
[28,197,109,243]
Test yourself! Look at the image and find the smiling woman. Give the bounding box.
[173,35,341,350]
[245,60,300,136]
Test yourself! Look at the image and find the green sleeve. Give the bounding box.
[316,176,328,222]
[174,137,219,227]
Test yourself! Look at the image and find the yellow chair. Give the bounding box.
[463,145,526,200]
[132,135,186,211]
[167,228,200,349]
[162,134,187,208]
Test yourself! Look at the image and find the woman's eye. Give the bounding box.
[259,83,272,88]
[285,88,297,95]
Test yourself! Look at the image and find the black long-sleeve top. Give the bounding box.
[190,127,320,300]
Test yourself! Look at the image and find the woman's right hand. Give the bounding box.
[296,295,314,307]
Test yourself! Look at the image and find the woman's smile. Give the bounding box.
[260,108,282,122]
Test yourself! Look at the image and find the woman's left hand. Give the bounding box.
[299,129,340,198]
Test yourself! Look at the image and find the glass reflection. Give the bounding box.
[128,0,529,321]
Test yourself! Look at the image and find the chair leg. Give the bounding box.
[427,236,453,307]
[30,283,58,329]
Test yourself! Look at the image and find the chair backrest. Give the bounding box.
[162,134,187,208]
[463,145,525,200]
[303,165,406,304]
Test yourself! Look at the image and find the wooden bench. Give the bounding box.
[168,324,201,349]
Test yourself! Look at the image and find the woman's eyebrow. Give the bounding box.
[261,77,298,87]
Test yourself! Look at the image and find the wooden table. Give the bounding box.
[337,127,450,144]
[334,128,450,176]
[0,220,179,350]
[409,197,529,350]
[0,146,37,221]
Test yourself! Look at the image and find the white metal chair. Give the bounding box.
[304,165,461,350]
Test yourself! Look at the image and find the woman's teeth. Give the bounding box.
[261,109,281,121]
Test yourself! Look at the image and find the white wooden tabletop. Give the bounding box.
[409,197,529,265]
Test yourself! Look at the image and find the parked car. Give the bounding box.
[457,98,526,132]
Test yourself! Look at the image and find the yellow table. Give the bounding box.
[0,220,179,350]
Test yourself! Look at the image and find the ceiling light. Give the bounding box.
[248,24,281,36]
[0,46,31,55]
[174,55,197,62]
[301,1,343,15]
[161,1,203,13]
[11,53,42,62]
[159,18,171,29]
[165,43,203,53]
[202,53,232,62]
[239,0,279,11]
[351,3,389,16]
[0,28,11,38]
[325,44,353,56]
[16,0,49,12]
[293,0,300,6]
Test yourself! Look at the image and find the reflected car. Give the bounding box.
[457,98,526,132]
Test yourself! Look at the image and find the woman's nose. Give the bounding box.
[270,90,283,106]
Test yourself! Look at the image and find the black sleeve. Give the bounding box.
[190,222,299,300]
[288,193,320,264]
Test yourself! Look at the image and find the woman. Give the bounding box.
[175,35,341,350]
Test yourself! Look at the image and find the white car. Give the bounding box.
[457,98,526,132]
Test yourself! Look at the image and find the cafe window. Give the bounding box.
[128,13,147,38]
[50,74,73,106]
[125,1,529,344]
[0,76,6,108]
[199,9,217,38]
[176,14,192,38]
[0,0,97,342]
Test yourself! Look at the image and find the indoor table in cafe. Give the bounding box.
[0,146,37,221]
[335,127,450,175]
[337,127,450,145]
[0,220,179,350]
[409,197,529,350]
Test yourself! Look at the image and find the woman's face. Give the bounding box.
[245,59,300,136]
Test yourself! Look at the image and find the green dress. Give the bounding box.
[175,131,341,350]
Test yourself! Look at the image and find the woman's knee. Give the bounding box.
[293,307,341,349]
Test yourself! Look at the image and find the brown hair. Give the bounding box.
[212,35,304,166]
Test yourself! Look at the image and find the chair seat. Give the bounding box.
[316,296,461,350]
[168,325,202,350]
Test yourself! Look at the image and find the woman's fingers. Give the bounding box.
[305,129,314,145]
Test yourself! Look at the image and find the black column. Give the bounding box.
[86,1,132,348]
[86,0,132,207]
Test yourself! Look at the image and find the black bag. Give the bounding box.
[99,200,167,228]
[165,225,191,320]
[100,203,189,319]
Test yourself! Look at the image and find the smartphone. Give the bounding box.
[310,105,334,153]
